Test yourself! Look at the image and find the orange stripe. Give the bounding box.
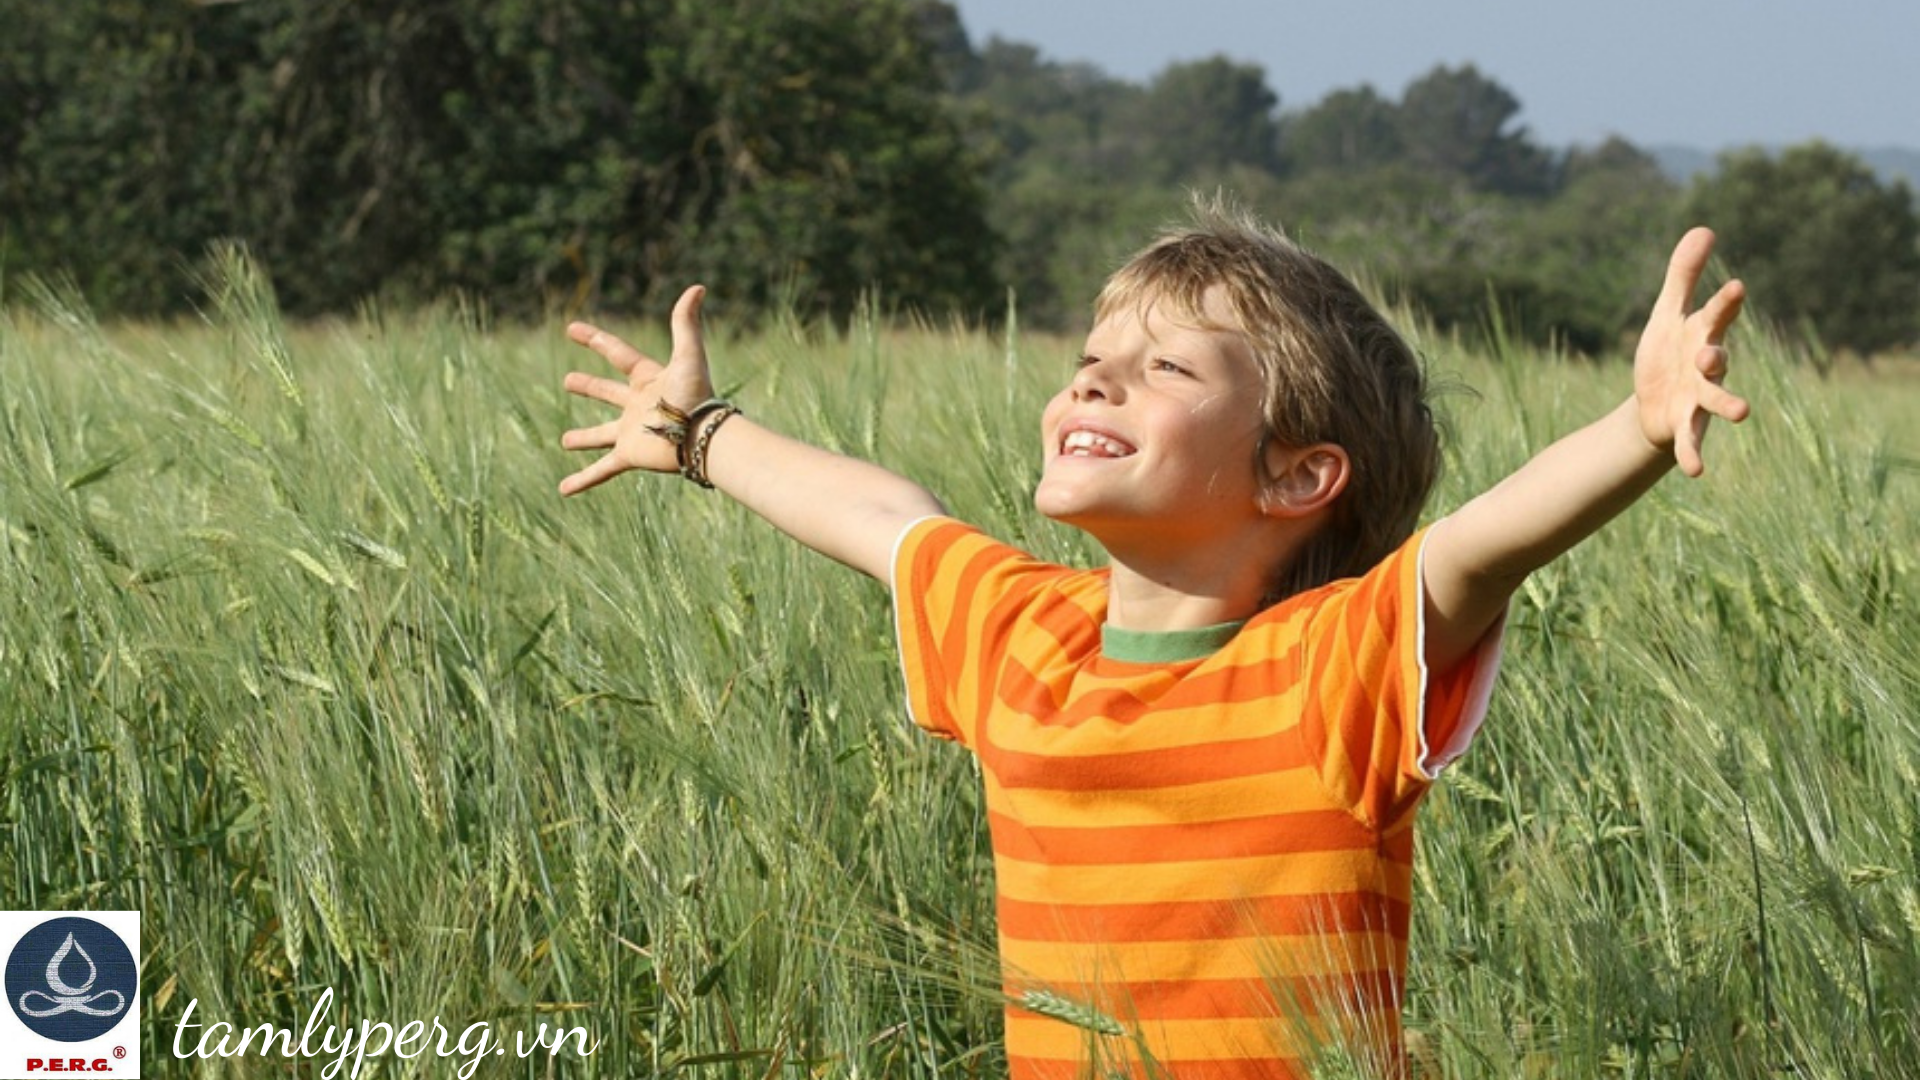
[1004,1012,1355,1063]
[1005,1013,1406,1076]
[995,891,1412,944]
[1008,1055,1313,1080]
[970,570,1072,723]
[1328,611,1390,774]
[992,849,1413,907]
[1000,929,1409,984]
[1030,589,1104,657]
[1118,968,1404,1021]
[994,653,1301,730]
[1018,968,1406,1023]
[983,684,1312,758]
[978,728,1295,791]
[980,768,1339,828]
[938,538,1013,681]
[928,527,1009,655]
[899,521,960,739]
[988,808,1378,864]
[997,660,1151,728]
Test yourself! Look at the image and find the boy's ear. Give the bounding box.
[1259,442,1350,518]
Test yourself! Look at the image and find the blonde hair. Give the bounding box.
[1096,196,1439,601]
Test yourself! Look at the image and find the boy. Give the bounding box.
[556,203,1747,1078]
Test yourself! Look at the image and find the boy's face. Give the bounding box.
[1035,287,1275,546]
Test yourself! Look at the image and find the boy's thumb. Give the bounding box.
[670,285,707,365]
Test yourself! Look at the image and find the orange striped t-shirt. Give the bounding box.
[890,517,1504,1080]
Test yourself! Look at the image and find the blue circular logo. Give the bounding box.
[6,917,138,1042]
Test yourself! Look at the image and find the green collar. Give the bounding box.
[1100,619,1246,664]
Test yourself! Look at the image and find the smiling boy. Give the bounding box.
[557,201,1746,1077]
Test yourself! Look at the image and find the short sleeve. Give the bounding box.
[889,517,1074,748]
[1295,525,1506,829]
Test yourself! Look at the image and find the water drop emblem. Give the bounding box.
[18,932,125,1018]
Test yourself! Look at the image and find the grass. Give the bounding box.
[1,254,1916,1078]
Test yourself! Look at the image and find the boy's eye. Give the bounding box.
[1152,358,1191,376]
[1074,354,1100,369]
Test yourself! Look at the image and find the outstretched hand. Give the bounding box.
[1635,228,1750,477]
[558,285,715,496]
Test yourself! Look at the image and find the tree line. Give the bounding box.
[3,0,1916,355]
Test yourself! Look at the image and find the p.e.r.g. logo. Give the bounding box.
[1,912,139,1077]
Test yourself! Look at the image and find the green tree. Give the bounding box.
[962,38,1139,177]
[946,36,1143,327]
[1126,56,1282,181]
[0,0,254,312]
[1267,138,1686,356]
[0,0,997,321]
[1396,64,1555,196]
[909,0,978,91]
[1503,138,1684,353]
[1283,86,1403,175]
[649,0,998,319]
[1684,142,1920,356]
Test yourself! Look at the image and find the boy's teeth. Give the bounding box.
[1062,430,1133,457]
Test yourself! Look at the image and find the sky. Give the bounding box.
[948,0,1920,152]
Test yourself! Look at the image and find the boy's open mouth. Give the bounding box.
[1060,428,1137,458]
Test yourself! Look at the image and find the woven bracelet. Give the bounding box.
[658,397,725,470]
[681,403,741,489]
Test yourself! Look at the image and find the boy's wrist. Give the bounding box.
[681,400,742,489]
[1616,397,1676,473]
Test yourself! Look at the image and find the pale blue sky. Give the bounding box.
[948,0,1919,151]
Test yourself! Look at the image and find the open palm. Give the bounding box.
[558,285,715,495]
[1634,228,1750,477]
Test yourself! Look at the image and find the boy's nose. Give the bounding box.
[1071,364,1121,402]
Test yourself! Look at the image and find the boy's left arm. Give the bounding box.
[1421,227,1750,673]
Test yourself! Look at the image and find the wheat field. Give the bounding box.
[2,253,1917,1078]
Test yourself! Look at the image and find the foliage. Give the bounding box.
[1393,64,1558,197]
[4,270,1919,1076]
[947,37,1145,329]
[5,0,1911,361]
[1126,57,1284,181]
[1502,140,1685,352]
[1283,86,1404,176]
[1684,142,1920,357]
[948,39,1670,353]
[0,0,996,321]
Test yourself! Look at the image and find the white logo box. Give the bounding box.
[0,912,141,1079]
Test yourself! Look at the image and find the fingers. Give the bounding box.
[562,371,630,407]
[1694,343,1734,406]
[1675,422,1707,479]
[1697,378,1751,425]
[1654,226,1716,315]
[1696,279,1746,342]
[558,452,627,497]
[567,321,658,378]
[1674,344,1749,479]
[558,287,709,499]
[1694,344,1750,420]
[560,420,619,451]
[1695,343,1730,380]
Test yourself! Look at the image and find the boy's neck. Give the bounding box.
[1099,528,1301,632]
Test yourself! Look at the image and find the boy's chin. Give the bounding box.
[1033,490,1122,539]
[1031,485,1089,525]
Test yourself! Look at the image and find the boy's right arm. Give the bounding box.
[558,285,947,581]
